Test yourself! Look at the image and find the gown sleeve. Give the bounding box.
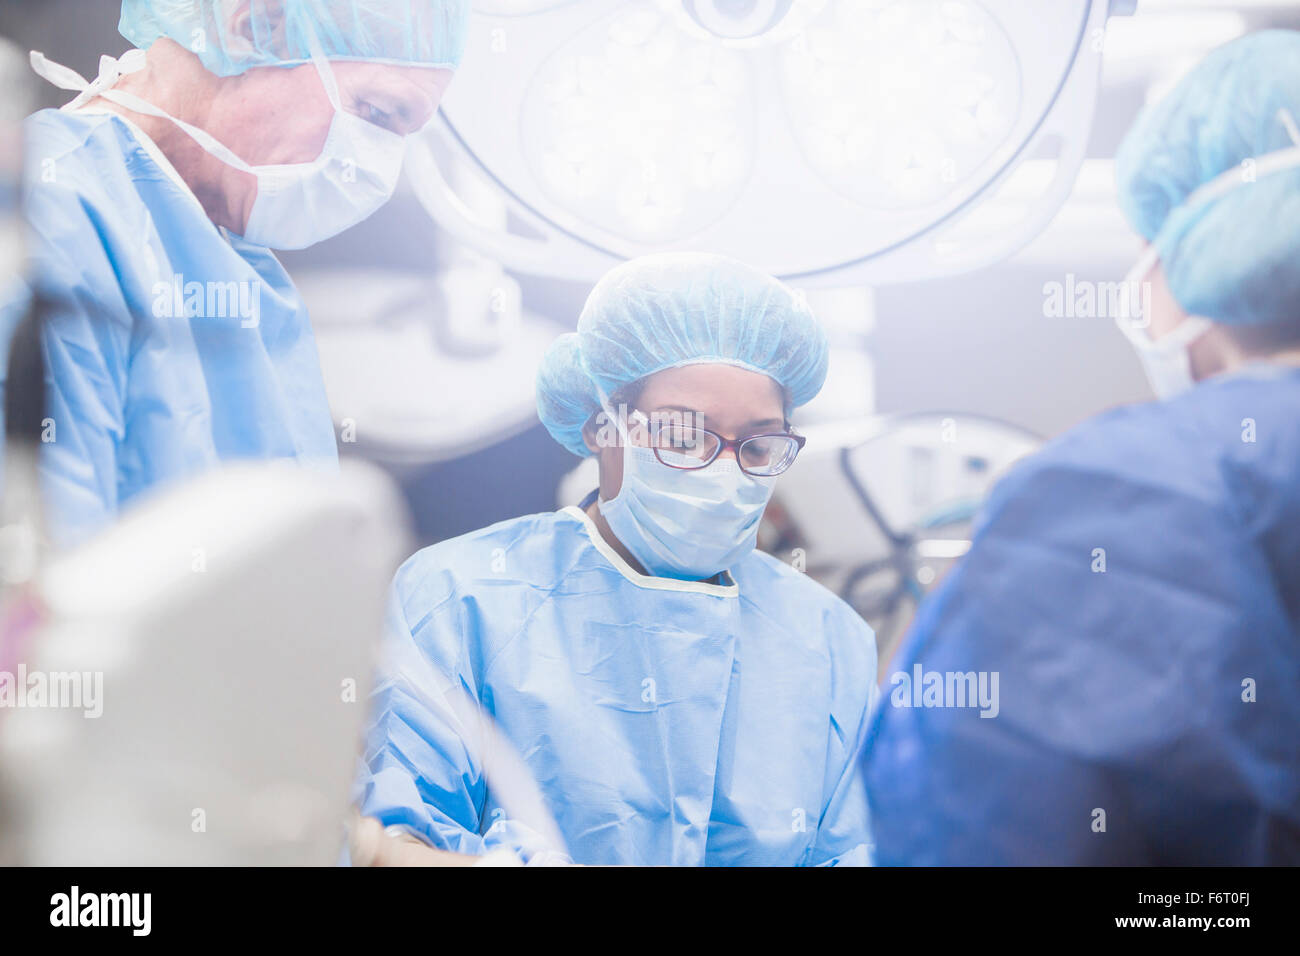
[358,565,494,857]
[860,423,1300,864]
[22,170,133,544]
[807,604,878,867]
[357,556,569,864]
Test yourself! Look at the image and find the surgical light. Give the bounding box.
[518,10,754,242]
[410,0,1122,285]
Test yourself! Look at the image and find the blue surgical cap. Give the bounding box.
[119,0,471,75]
[536,253,829,458]
[1115,29,1300,327]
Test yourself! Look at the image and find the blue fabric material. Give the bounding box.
[358,506,877,865]
[861,366,1300,864]
[0,109,338,546]
[536,253,829,458]
[1115,29,1300,327]
[119,0,472,74]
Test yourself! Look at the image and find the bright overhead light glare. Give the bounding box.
[473,0,578,15]
[660,0,832,47]
[681,0,788,39]
[415,0,1111,285]
[781,0,1021,209]
[519,6,756,242]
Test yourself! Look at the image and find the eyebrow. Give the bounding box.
[743,417,787,431]
[648,406,786,431]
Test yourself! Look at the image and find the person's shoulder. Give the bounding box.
[735,551,878,700]
[1007,373,1298,499]
[24,108,135,179]
[25,107,102,150]
[972,390,1259,552]
[22,110,145,242]
[996,393,1223,500]
[735,550,876,643]
[1034,396,1193,467]
[392,510,580,603]
[1184,365,1300,450]
[733,546,813,586]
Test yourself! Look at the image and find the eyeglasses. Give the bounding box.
[631,412,807,477]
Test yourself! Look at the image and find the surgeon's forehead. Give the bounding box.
[333,60,451,89]
[636,364,785,428]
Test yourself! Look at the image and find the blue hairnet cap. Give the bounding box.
[537,253,829,458]
[1115,29,1300,327]
[119,0,471,75]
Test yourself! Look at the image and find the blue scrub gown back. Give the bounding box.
[1,108,337,545]
[862,365,1300,864]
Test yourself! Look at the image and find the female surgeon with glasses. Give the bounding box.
[353,252,878,867]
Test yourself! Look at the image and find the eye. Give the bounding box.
[664,426,701,451]
[356,99,398,132]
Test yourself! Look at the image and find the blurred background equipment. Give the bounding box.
[0,33,25,306]
[0,32,43,707]
[768,412,1041,663]
[0,30,34,447]
[0,461,410,865]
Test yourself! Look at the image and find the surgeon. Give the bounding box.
[353,253,878,866]
[862,30,1300,864]
[0,0,469,545]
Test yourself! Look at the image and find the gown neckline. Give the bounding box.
[560,505,740,598]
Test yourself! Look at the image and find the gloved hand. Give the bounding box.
[347,813,479,867]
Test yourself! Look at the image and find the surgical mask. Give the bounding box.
[1115,244,1213,400]
[1115,107,1300,399]
[30,31,406,250]
[597,407,777,580]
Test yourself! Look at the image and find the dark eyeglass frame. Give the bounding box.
[636,413,808,477]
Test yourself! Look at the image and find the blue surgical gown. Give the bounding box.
[359,504,878,865]
[862,365,1300,864]
[0,108,337,546]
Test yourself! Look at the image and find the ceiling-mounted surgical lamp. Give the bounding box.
[409,0,1127,286]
